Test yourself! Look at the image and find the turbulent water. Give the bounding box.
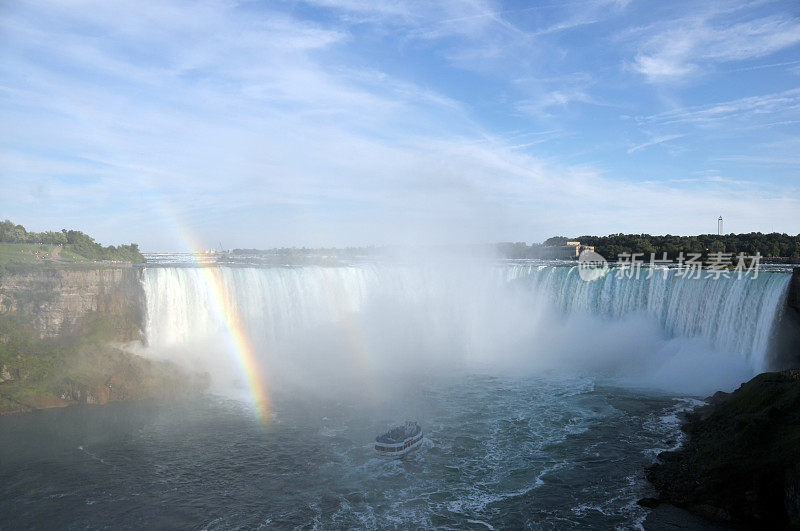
[1,260,793,529]
[1,376,703,528]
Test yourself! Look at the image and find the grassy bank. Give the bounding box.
[0,242,144,267]
[0,220,145,265]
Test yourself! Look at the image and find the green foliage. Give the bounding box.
[0,314,70,384]
[0,243,55,265]
[0,312,140,396]
[497,233,800,260]
[543,236,570,246]
[0,311,208,414]
[574,232,800,260]
[0,220,145,263]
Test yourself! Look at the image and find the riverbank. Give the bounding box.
[642,370,800,528]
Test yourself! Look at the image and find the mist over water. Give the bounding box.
[141,262,791,398]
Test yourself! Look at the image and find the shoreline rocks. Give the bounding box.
[643,370,800,529]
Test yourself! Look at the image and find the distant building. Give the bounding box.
[718,216,724,235]
[541,241,595,260]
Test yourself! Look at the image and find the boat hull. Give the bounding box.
[374,435,424,459]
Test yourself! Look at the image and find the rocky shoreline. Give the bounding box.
[641,370,800,529]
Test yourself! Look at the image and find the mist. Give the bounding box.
[137,260,773,406]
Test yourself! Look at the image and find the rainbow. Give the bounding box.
[169,222,271,425]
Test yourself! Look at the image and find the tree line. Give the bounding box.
[498,233,800,260]
[0,220,145,262]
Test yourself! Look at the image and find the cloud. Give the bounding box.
[631,11,800,83]
[627,134,684,153]
[516,89,595,117]
[641,88,800,126]
[1,0,799,249]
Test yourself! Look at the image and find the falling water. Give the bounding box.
[142,263,791,377]
[505,265,790,371]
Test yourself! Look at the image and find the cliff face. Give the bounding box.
[0,266,144,341]
[0,344,210,415]
[0,265,209,415]
[770,267,800,370]
[789,268,800,312]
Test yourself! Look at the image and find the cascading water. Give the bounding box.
[505,265,791,372]
[143,266,379,348]
[141,263,792,394]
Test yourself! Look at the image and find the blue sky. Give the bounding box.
[1,0,799,250]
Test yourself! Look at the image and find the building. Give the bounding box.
[718,216,724,235]
[540,241,595,260]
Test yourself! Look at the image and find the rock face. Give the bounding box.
[0,266,144,340]
[0,265,210,415]
[646,370,800,528]
[771,268,800,369]
[788,268,800,313]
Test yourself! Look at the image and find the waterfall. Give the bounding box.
[141,264,792,385]
[143,266,379,348]
[505,264,791,371]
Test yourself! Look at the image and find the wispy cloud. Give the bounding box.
[1,0,799,248]
[627,134,684,153]
[641,88,800,125]
[631,10,800,83]
[516,88,595,117]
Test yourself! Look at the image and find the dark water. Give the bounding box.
[0,375,697,529]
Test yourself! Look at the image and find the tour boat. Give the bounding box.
[374,421,423,458]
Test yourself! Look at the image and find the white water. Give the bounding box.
[505,265,790,370]
[141,264,791,396]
